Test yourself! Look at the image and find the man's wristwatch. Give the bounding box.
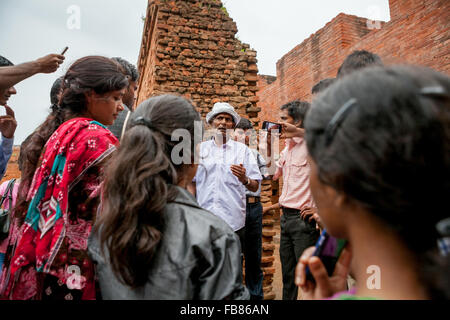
[243,177,250,186]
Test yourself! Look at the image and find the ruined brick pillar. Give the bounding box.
[136,0,276,300]
[1,146,21,184]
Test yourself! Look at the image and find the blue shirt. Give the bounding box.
[0,135,14,180]
[194,139,262,231]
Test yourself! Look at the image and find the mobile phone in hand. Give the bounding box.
[305,229,347,283]
[262,121,281,132]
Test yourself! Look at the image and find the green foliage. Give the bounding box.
[221,6,229,16]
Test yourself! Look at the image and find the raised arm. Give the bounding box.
[0,54,65,90]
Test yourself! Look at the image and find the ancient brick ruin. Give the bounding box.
[258,0,450,123]
[1,146,20,182]
[136,0,261,124]
[135,0,277,300]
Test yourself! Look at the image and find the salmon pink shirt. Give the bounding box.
[273,137,316,212]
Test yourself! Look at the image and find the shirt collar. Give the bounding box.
[172,185,203,209]
[212,136,233,149]
[286,137,304,150]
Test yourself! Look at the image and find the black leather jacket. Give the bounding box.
[88,186,249,300]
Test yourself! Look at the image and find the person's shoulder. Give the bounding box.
[167,200,234,240]
[85,120,118,143]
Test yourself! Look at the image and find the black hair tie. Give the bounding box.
[132,116,157,131]
[324,98,358,146]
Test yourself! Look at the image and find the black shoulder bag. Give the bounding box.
[0,179,16,241]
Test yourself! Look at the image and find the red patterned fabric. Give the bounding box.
[1,118,117,300]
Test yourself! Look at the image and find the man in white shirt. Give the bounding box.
[190,102,262,254]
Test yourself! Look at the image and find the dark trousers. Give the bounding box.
[280,207,319,300]
[243,201,264,300]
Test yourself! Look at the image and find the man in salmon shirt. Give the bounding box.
[264,100,320,300]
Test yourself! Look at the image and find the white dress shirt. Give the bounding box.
[194,139,262,231]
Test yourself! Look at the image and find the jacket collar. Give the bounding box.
[172,185,202,209]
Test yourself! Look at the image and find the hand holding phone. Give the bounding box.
[304,230,347,283]
[262,121,281,132]
[295,231,352,300]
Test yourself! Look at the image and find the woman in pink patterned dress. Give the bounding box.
[0,56,128,300]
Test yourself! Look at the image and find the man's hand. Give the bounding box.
[0,105,17,139]
[281,122,304,139]
[300,207,317,222]
[35,54,65,74]
[230,164,247,184]
[295,244,352,300]
[313,213,323,230]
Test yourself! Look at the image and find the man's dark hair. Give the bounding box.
[50,77,64,106]
[235,118,253,130]
[112,57,139,82]
[280,100,310,127]
[337,50,383,78]
[312,78,336,95]
[0,55,14,67]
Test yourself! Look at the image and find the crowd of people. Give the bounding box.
[0,48,448,300]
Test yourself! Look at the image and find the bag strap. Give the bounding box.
[7,179,16,209]
[0,179,16,208]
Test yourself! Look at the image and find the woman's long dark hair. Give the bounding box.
[15,56,128,224]
[96,94,201,288]
[305,65,450,298]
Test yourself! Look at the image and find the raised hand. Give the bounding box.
[35,54,65,73]
[0,105,17,138]
[230,163,247,184]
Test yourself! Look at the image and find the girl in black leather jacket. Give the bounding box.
[88,94,249,300]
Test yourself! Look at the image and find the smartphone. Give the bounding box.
[262,121,281,132]
[305,229,347,283]
[61,46,69,55]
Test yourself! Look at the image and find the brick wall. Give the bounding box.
[1,146,21,184]
[257,0,449,120]
[136,0,261,125]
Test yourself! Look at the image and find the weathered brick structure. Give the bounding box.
[136,0,261,124]
[136,0,276,299]
[258,0,450,122]
[1,146,21,183]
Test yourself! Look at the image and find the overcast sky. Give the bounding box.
[0,0,390,144]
